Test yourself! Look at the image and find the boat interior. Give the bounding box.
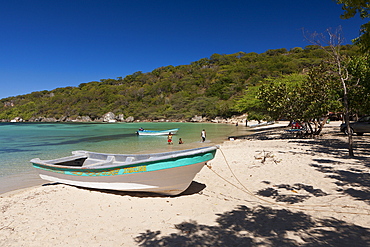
[39,153,150,168]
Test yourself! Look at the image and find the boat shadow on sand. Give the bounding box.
[42,180,206,198]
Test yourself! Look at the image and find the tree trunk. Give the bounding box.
[343,90,354,156]
[332,40,354,157]
[304,121,314,138]
[314,116,329,135]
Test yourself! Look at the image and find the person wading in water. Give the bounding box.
[201,129,206,142]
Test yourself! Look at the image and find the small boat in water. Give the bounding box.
[31,146,218,195]
[136,128,179,136]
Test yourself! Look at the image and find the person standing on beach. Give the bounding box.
[201,129,206,142]
[167,132,173,145]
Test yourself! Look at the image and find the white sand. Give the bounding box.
[1,122,370,246]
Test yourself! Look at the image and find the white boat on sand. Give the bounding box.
[31,146,218,195]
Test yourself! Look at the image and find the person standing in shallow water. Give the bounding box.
[167,132,173,145]
[201,129,206,142]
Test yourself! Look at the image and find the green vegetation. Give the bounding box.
[336,0,370,53]
[0,45,364,122]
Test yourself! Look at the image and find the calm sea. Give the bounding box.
[0,122,249,194]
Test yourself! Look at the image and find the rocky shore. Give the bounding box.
[2,113,250,125]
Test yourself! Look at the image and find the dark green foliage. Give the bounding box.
[346,55,370,115]
[336,0,370,53]
[0,45,360,121]
[258,74,308,121]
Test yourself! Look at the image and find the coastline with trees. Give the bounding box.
[0,44,365,124]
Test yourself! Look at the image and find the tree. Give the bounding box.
[302,62,342,134]
[304,27,357,155]
[335,0,370,53]
[257,71,341,136]
[258,74,307,121]
[233,85,269,122]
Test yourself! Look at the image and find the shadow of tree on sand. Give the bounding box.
[288,130,370,205]
[249,129,370,206]
[246,128,370,159]
[135,205,370,246]
[311,161,370,205]
[256,183,328,204]
[293,133,370,159]
[293,135,370,205]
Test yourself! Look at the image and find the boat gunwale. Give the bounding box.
[31,146,218,172]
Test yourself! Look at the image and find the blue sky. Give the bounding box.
[0,0,365,99]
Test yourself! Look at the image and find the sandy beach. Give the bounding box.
[1,121,370,246]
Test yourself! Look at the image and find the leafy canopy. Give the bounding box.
[336,0,370,53]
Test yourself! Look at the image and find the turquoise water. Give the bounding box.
[0,122,249,193]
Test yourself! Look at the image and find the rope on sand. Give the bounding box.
[204,147,370,216]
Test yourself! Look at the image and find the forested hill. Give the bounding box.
[0,45,359,122]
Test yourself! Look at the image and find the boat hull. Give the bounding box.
[31,146,217,195]
[37,161,205,195]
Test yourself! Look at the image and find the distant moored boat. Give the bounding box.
[136,128,179,136]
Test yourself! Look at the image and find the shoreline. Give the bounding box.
[0,122,249,196]
[0,121,332,196]
[0,171,45,196]
[2,121,370,245]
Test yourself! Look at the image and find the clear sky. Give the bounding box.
[0,0,365,99]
